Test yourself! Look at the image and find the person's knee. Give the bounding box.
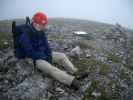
[36,59,54,73]
[36,59,50,69]
[36,59,44,65]
[59,53,67,60]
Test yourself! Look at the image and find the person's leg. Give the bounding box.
[36,59,74,86]
[52,52,78,74]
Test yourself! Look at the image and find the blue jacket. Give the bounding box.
[15,24,52,63]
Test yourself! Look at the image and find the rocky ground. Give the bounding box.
[0,18,133,100]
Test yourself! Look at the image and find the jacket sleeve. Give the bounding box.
[42,33,52,63]
[19,32,47,60]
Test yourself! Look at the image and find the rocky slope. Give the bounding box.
[0,18,133,100]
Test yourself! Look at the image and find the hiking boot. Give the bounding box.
[70,78,80,90]
[74,70,89,80]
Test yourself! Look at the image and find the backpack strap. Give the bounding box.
[24,17,34,37]
[12,21,16,35]
[25,16,30,25]
[12,21,20,49]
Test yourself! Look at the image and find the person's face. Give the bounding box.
[33,22,47,31]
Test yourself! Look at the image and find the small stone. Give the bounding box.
[92,91,101,97]
[70,46,82,59]
[3,41,9,45]
[55,87,65,94]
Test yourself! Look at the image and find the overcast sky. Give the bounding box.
[0,0,133,29]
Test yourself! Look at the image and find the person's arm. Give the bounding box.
[42,33,52,63]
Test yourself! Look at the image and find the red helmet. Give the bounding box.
[32,12,48,25]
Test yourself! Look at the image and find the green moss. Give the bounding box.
[78,40,96,49]
[0,33,12,49]
[49,96,57,100]
[124,63,133,70]
[84,83,111,100]
[49,34,61,41]
[72,58,98,72]
[97,90,111,100]
[72,57,110,76]
[119,68,131,80]
[107,80,115,87]
[83,80,99,100]
[111,84,121,100]
[99,63,109,75]
[107,53,121,63]
[0,32,11,40]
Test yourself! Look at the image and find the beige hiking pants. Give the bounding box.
[36,52,78,86]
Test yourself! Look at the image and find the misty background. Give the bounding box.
[0,0,133,29]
